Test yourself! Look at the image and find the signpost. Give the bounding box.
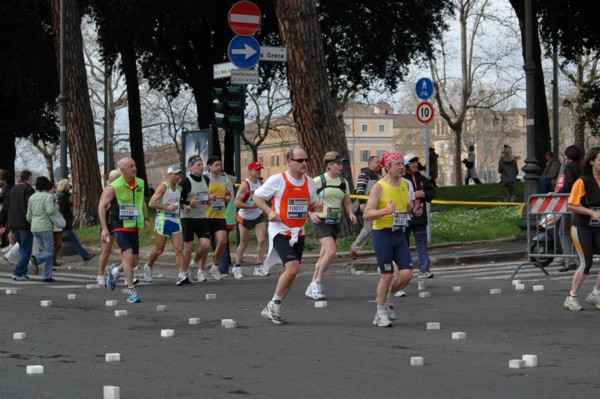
[213,62,234,79]
[228,1,261,36]
[416,101,435,124]
[228,35,261,69]
[231,69,259,85]
[416,77,434,100]
[260,46,287,62]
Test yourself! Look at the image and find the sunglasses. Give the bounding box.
[291,158,309,163]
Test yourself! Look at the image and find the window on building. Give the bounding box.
[348,150,353,162]
[361,124,368,133]
[378,124,385,133]
[344,124,351,133]
[259,156,263,166]
[276,155,280,166]
[270,155,275,167]
[361,150,370,162]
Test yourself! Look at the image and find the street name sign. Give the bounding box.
[260,46,287,62]
[213,62,234,79]
[231,69,259,85]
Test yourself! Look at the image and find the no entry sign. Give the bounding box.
[228,1,261,36]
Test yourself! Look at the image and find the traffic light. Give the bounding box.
[213,85,245,133]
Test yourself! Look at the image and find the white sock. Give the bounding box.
[593,287,600,296]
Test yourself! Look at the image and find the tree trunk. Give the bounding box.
[50,0,101,227]
[274,0,356,236]
[0,134,17,177]
[119,42,149,192]
[509,0,551,170]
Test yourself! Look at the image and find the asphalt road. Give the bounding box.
[1,257,598,398]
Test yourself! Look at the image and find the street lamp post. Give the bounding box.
[519,0,540,238]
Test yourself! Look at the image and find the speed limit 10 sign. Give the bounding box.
[416,101,435,124]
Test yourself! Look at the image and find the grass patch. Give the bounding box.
[75,183,525,251]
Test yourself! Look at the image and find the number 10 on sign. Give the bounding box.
[416,101,435,124]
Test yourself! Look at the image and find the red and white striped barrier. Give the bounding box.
[529,195,569,214]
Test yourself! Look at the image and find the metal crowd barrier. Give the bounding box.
[511,193,576,278]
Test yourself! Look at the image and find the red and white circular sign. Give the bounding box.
[228,1,262,36]
[416,101,435,124]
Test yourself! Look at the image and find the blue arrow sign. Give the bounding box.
[416,77,434,100]
[228,35,261,69]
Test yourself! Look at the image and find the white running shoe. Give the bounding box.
[176,273,189,286]
[253,265,269,277]
[197,270,207,282]
[232,266,244,280]
[373,312,392,327]
[261,301,287,324]
[209,264,225,281]
[143,263,153,283]
[394,290,406,297]
[386,301,396,320]
[305,281,325,300]
[189,262,199,281]
[97,274,106,286]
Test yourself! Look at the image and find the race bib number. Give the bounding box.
[554,175,565,192]
[392,211,408,232]
[325,206,341,224]
[287,198,308,219]
[212,198,225,211]
[164,204,179,218]
[195,192,208,205]
[119,204,139,221]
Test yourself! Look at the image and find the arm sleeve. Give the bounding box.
[179,177,191,205]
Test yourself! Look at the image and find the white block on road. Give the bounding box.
[103,385,120,399]
[522,354,538,367]
[533,285,544,292]
[189,318,201,325]
[509,359,526,369]
[511,280,521,286]
[490,289,502,295]
[452,286,461,292]
[40,300,52,307]
[206,293,217,300]
[410,357,424,366]
[427,322,440,330]
[452,332,467,340]
[315,301,328,308]
[13,332,26,340]
[222,320,237,328]
[5,289,17,295]
[114,310,127,317]
[105,353,120,362]
[161,329,174,337]
[418,281,426,291]
[156,305,167,312]
[419,292,431,298]
[515,284,525,290]
[67,293,76,300]
[26,365,44,374]
[106,300,117,307]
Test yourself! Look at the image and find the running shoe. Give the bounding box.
[189,262,199,281]
[143,263,153,282]
[127,288,141,303]
[564,295,582,311]
[417,271,434,278]
[253,265,269,277]
[232,266,244,280]
[176,273,189,286]
[97,274,106,286]
[209,264,225,281]
[373,312,392,327]
[261,301,287,324]
[394,290,406,297]
[585,292,600,309]
[12,275,27,281]
[386,301,396,320]
[305,281,325,300]
[106,266,117,291]
[197,270,207,282]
